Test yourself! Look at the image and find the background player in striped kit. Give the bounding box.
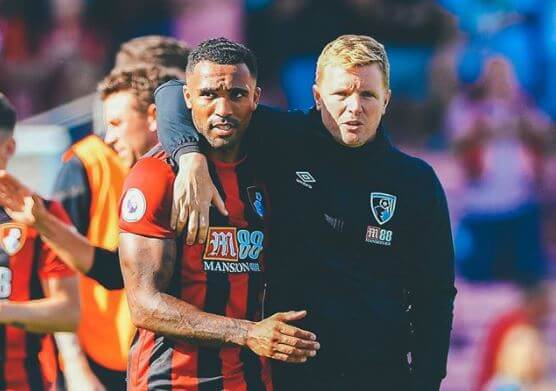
[0,36,191,390]
[0,93,80,390]
[119,38,319,390]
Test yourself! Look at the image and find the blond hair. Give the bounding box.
[315,35,390,89]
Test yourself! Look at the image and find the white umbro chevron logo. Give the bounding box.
[296,171,316,189]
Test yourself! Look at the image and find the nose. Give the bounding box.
[104,126,117,145]
[345,94,362,115]
[214,97,233,118]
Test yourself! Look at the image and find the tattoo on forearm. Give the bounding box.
[122,234,251,348]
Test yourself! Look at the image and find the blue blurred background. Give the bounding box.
[0,1,555,390]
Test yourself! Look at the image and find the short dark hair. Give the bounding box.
[115,35,190,71]
[186,37,257,80]
[98,66,182,113]
[0,93,16,134]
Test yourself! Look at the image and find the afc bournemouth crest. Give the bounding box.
[0,223,27,256]
[370,192,397,225]
[247,186,265,219]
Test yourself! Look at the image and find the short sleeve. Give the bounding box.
[37,201,77,280]
[52,156,91,236]
[119,157,176,239]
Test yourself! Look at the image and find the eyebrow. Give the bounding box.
[199,87,218,95]
[198,86,249,95]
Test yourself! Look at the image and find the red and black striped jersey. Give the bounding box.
[119,146,272,391]
[0,201,75,391]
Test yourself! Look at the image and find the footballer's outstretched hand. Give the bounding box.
[246,310,320,363]
[0,170,46,227]
[173,153,228,244]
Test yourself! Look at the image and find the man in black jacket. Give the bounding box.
[156,35,456,390]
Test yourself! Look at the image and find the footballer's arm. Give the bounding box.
[0,171,123,289]
[119,232,319,363]
[0,275,80,333]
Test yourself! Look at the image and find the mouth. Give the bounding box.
[212,122,238,136]
[342,120,364,131]
[343,120,363,126]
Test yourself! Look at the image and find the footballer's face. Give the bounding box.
[103,91,158,169]
[184,61,260,157]
[313,64,390,148]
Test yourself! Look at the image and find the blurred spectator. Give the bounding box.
[0,0,108,117]
[170,0,244,48]
[344,0,456,99]
[0,0,50,116]
[440,0,543,95]
[247,0,348,108]
[475,283,553,391]
[447,56,551,282]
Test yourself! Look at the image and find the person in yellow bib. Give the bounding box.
[50,37,189,389]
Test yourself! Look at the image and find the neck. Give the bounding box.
[207,143,243,163]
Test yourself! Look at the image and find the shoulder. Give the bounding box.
[387,148,445,200]
[126,151,174,186]
[52,155,89,199]
[123,155,175,205]
[62,135,106,162]
[154,79,185,97]
[389,147,437,180]
[120,154,176,237]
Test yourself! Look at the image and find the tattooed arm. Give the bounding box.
[119,233,319,362]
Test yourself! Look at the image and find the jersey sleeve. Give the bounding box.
[119,157,176,239]
[37,201,77,280]
[52,156,91,236]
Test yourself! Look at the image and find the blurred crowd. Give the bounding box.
[0,0,555,389]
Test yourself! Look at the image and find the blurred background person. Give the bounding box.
[446,56,550,283]
[475,283,552,390]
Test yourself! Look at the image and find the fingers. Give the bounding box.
[211,188,228,216]
[176,199,189,234]
[197,204,209,245]
[170,197,179,230]
[269,352,307,363]
[186,209,199,245]
[273,343,317,358]
[279,310,307,322]
[0,171,31,197]
[277,334,320,351]
[278,323,317,342]
[0,181,25,207]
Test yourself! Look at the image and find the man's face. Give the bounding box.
[184,61,260,152]
[0,133,15,170]
[103,91,157,169]
[313,64,391,147]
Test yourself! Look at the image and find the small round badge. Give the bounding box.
[122,188,146,223]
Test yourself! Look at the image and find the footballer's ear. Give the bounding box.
[183,84,193,109]
[252,86,261,110]
[147,103,157,133]
[3,136,16,160]
[312,84,322,111]
[382,89,392,115]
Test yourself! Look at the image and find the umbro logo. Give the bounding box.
[296,171,316,189]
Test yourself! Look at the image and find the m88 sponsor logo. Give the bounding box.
[202,227,264,273]
[365,225,393,246]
